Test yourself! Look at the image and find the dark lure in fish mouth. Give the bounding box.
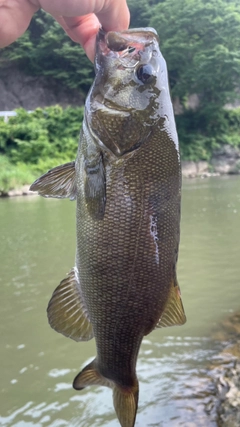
[95,27,159,72]
[30,27,185,427]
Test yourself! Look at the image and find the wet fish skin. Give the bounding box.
[30,28,186,427]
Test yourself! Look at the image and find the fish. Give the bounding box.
[30,27,186,427]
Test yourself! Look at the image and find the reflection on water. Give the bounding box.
[0,176,240,426]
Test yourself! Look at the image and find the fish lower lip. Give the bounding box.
[95,102,130,117]
[93,95,131,114]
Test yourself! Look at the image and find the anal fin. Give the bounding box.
[47,267,93,341]
[73,359,112,390]
[30,162,76,199]
[156,280,186,328]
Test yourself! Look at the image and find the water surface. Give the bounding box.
[1,176,240,426]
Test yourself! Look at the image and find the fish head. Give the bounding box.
[86,28,176,157]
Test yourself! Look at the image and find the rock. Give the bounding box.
[209,311,240,426]
[215,360,240,426]
[181,145,240,178]
[0,66,83,111]
[211,145,240,175]
[7,185,37,197]
[186,93,200,111]
[213,313,240,342]
[21,185,36,196]
[172,96,184,115]
[181,160,209,177]
[222,342,240,359]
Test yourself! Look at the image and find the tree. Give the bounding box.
[151,0,240,110]
[151,0,240,159]
[0,10,94,96]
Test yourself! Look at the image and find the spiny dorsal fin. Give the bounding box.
[47,268,93,341]
[156,281,186,328]
[30,162,76,199]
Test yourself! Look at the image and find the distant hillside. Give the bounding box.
[0,65,84,111]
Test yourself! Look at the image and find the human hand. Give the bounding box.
[0,0,130,61]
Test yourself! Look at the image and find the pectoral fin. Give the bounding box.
[84,153,106,220]
[30,162,76,199]
[47,268,93,341]
[155,281,186,328]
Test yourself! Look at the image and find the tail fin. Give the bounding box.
[73,359,139,427]
[113,381,139,427]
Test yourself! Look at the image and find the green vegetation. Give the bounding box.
[0,10,94,93]
[0,106,83,193]
[0,156,35,194]
[151,0,240,160]
[0,0,240,191]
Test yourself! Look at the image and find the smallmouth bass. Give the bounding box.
[30,28,186,427]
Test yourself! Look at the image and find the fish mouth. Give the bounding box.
[95,28,159,69]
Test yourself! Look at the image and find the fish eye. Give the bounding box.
[136,64,155,84]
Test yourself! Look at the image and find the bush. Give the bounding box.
[0,106,84,192]
[0,156,35,194]
[0,106,83,165]
[176,107,240,160]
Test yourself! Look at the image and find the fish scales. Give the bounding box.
[76,126,180,384]
[30,27,186,427]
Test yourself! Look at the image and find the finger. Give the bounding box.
[36,0,130,30]
[43,0,130,62]
[56,14,100,62]
[0,0,38,48]
[95,0,130,33]
[57,0,130,62]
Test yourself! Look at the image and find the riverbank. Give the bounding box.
[1,142,240,196]
[209,312,240,426]
[182,144,240,178]
[1,159,239,198]
[0,184,37,197]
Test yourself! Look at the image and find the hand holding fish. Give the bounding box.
[0,0,130,61]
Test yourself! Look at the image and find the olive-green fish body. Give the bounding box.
[30,28,186,427]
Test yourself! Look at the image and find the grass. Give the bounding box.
[0,156,37,195]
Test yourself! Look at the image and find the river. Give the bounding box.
[0,176,240,427]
